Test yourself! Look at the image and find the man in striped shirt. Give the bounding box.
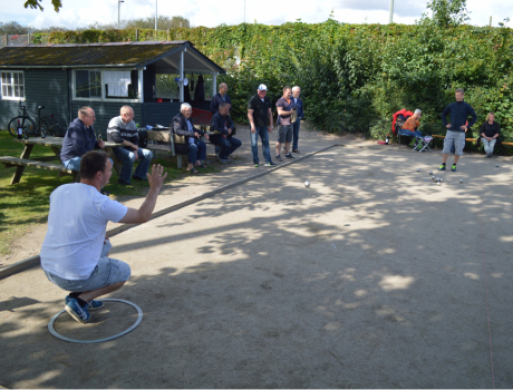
[107,106,153,185]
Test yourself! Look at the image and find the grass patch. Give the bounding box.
[0,130,219,255]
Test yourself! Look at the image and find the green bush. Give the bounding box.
[31,20,513,140]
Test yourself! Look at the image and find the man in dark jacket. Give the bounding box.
[60,106,105,171]
[210,83,231,115]
[439,88,478,172]
[172,103,209,174]
[210,103,242,163]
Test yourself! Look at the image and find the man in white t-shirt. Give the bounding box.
[40,150,167,323]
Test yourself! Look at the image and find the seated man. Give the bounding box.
[40,151,167,323]
[209,103,242,163]
[107,106,153,185]
[400,109,423,138]
[60,106,105,171]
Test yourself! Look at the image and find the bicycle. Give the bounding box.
[8,100,66,138]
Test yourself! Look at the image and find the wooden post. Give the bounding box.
[167,29,170,41]
[135,29,138,42]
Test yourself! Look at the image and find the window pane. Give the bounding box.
[7,86,12,97]
[18,73,23,84]
[2,86,7,96]
[76,70,90,98]
[19,86,24,97]
[13,73,18,84]
[14,86,19,97]
[1,72,10,84]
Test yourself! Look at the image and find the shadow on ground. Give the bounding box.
[1,147,513,388]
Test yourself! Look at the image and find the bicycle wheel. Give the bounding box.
[45,117,64,137]
[8,116,37,138]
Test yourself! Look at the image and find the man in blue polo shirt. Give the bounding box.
[439,88,478,172]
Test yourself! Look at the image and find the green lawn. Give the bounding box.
[0,131,218,256]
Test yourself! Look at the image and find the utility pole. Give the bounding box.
[244,0,246,23]
[155,0,158,31]
[118,0,124,29]
[489,16,492,27]
[388,0,394,24]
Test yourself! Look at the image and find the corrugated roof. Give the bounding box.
[0,41,224,72]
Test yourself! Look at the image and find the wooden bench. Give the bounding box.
[431,135,513,154]
[0,156,79,184]
[144,127,213,169]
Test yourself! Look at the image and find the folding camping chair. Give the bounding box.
[392,109,433,153]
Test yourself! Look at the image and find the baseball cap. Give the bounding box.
[258,84,267,91]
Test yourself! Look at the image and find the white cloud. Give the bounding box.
[0,0,511,29]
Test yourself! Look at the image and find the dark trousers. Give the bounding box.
[211,136,242,159]
[188,139,207,164]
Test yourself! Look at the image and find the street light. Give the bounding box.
[118,0,124,29]
[155,0,157,31]
[388,0,394,24]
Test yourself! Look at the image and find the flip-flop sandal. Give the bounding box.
[187,168,199,174]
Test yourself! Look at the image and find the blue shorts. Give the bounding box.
[44,241,131,293]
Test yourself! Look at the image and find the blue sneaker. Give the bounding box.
[66,296,104,311]
[87,300,105,311]
[65,297,90,323]
[439,165,446,171]
[451,164,457,172]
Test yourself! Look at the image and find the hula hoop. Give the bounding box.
[48,299,143,343]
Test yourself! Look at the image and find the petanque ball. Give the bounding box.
[429,171,433,175]
[496,165,500,168]
[440,178,444,183]
[417,168,420,172]
[460,179,464,183]
[304,181,310,187]
[437,182,441,186]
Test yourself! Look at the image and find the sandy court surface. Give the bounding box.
[1,145,513,388]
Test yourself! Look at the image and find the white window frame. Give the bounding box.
[0,70,26,101]
[72,69,141,103]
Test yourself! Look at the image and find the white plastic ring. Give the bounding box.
[48,299,143,343]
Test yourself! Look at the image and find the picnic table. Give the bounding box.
[0,137,122,185]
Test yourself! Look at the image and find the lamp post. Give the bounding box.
[155,0,158,31]
[118,0,124,29]
[388,0,394,24]
[244,0,246,23]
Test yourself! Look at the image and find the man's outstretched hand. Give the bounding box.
[147,164,167,191]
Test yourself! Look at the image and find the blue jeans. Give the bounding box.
[481,138,497,155]
[188,139,207,164]
[62,156,82,171]
[251,126,272,164]
[114,147,153,183]
[63,156,114,173]
[211,136,242,159]
[292,120,301,150]
[399,129,423,138]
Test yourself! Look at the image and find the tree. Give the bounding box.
[426,0,470,28]
[124,15,191,30]
[0,21,29,34]
[24,0,62,12]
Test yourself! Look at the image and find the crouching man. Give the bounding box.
[40,151,167,323]
[210,103,242,163]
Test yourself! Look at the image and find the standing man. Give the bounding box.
[291,86,304,154]
[248,84,276,167]
[275,86,295,161]
[210,82,231,115]
[60,107,105,171]
[107,106,153,185]
[210,103,242,163]
[439,88,478,172]
[41,151,167,323]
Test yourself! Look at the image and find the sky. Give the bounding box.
[0,0,511,30]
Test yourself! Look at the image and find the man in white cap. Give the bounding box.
[247,84,276,167]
